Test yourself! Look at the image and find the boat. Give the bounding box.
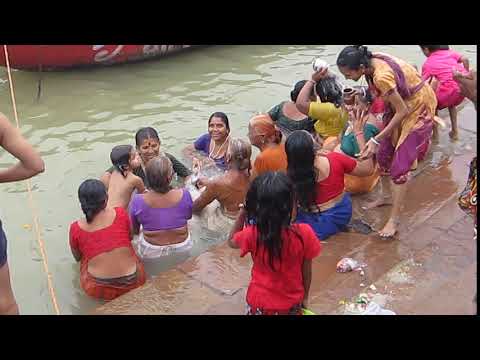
[0,45,195,71]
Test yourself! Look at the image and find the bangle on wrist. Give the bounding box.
[370,137,380,145]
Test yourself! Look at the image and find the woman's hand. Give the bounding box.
[349,105,368,134]
[311,67,328,83]
[453,69,477,106]
[192,157,201,174]
[195,176,209,189]
[358,138,379,160]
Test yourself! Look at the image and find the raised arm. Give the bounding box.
[296,80,316,115]
[192,182,217,214]
[0,113,45,183]
[134,175,146,194]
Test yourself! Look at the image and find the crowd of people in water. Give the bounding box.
[0,45,477,315]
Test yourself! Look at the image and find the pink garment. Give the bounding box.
[421,50,467,109]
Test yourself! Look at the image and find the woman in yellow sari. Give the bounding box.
[295,73,349,145]
[334,45,437,238]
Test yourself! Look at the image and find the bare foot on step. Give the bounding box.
[362,197,393,210]
[378,218,399,238]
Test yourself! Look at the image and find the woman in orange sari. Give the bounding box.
[335,45,437,238]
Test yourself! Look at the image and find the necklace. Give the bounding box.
[209,135,230,160]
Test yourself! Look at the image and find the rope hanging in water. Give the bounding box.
[3,45,60,315]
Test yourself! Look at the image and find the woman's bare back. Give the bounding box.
[107,171,144,209]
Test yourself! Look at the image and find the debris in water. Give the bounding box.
[360,283,365,287]
[369,284,377,291]
[23,224,32,230]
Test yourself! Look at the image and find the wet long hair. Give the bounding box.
[208,112,230,132]
[78,179,107,223]
[336,45,373,70]
[110,145,133,177]
[315,75,344,108]
[290,80,313,103]
[135,127,160,147]
[419,45,450,53]
[145,155,173,194]
[285,130,317,210]
[245,172,296,271]
[227,138,252,175]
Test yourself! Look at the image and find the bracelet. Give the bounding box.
[370,137,380,145]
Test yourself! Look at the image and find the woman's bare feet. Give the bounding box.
[378,217,399,238]
[362,196,393,210]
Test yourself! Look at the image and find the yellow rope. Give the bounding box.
[3,45,60,315]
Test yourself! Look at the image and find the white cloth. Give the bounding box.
[133,232,192,260]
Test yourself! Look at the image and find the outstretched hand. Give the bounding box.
[358,139,378,160]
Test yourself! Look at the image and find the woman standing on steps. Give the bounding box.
[335,45,438,238]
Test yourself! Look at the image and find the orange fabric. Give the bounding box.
[80,256,146,301]
[344,165,380,194]
[253,143,288,176]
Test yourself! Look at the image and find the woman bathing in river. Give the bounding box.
[192,138,251,232]
[102,127,191,189]
[248,114,288,179]
[129,155,193,259]
[103,145,145,209]
[183,112,231,172]
[268,80,317,136]
[69,179,146,301]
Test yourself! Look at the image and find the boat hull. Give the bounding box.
[0,45,194,71]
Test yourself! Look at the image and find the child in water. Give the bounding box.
[420,45,470,140]
[103,145,145,209]
[228,171,321,315]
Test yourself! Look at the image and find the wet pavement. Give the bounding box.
[93,102,477,315]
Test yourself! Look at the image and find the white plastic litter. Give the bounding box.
[336,258,366,273]
[361,302,396,315]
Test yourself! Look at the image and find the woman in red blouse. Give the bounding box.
[69,179,145,301]
[286,130,375,240]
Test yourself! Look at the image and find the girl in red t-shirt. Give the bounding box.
[69,179,146,301]
[228,172,321,315]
